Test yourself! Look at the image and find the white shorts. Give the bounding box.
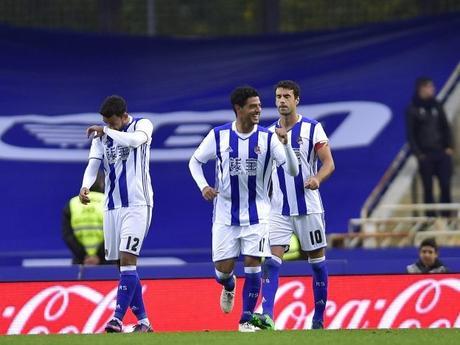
[103,206,152,260]
[212,223,272,262]
[269,213,327,252]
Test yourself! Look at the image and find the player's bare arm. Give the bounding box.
[79,187,91,204]
[86,125,104,138]
[305,142,335,190]
[202,186,219,201]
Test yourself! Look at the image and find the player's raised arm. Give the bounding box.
[189,130,218,201]
[101,118,153,148]
[272,127,299,177]
[79,138,103,204]
[304,124,335,190]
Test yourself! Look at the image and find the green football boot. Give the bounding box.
[250,313,275,330]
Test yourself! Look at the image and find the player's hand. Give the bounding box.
[202,186,218,201]
[83,255,100,265]
[79,187,91,204]
[304,176,320,190]
[275,127,288,145]
[445,148,454,156]
[86,125,104,139]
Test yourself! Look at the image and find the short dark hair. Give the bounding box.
[275,80,301,99]
[415,76,433,93]
[99,95,127,117]
[230,86,259,115]
[420,237,438,251]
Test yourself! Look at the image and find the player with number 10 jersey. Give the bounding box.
[251,80,335,331]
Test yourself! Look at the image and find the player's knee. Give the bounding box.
[120,251,137,266]
[244,255,262,267]
[214,259,235,273]
[307,247,325,260]
[270,246,286,259]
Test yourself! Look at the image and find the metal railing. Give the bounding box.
[329,228,460,248]
[337,203,460,248]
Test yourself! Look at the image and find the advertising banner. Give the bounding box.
[1,274,459,334]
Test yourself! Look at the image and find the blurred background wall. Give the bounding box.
[0,0,459,36]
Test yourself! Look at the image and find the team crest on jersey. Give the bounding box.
[254,145,262,154]
[297,136,303,145]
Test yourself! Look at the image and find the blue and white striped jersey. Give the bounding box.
[268,115,328,216]
[192,122,287,226]
[88,116,154,210]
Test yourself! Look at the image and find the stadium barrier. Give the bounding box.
[1,250,460,281]
[343,209,460,248]
[1,274,459,334]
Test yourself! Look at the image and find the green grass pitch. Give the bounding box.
[1,329,459,345]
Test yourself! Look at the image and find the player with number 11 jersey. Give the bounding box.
[189,86,299,332]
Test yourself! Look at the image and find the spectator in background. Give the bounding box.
[406,77,454,217]
[62,171,106,265]
[407,238,448,274]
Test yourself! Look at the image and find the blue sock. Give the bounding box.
[311,259,328,322]
[239,267,261,323]
[215,269,235,291]
[114,269,138,321]
[130,274,147,321]
[262,257,282,318]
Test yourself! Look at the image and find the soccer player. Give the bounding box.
[251,80,335,330]
[79,95,154,333]
[189,86,299,332]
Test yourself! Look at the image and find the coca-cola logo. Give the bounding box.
[3,284,146,334]
[255,277,460,329]
[377,278,460,328]
[1,275,459,334]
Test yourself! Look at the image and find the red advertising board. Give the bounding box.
[1,274,459,334]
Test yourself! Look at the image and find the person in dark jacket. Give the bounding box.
[407,238,448,274]
[406,77,454,216]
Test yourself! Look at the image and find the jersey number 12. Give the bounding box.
[126,236,140,252]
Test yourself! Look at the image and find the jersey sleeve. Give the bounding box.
[104,118,153,148]
[135,118,154,140]
[313,123,329,152]
[88,137,104,160]
[314,123,329,144]
[193,130,216,163]
[270,134,286,166]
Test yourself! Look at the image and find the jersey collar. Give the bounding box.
[231,121,258,139]
[277,114,302,132]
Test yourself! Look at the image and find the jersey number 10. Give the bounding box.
[309,230,323,245]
